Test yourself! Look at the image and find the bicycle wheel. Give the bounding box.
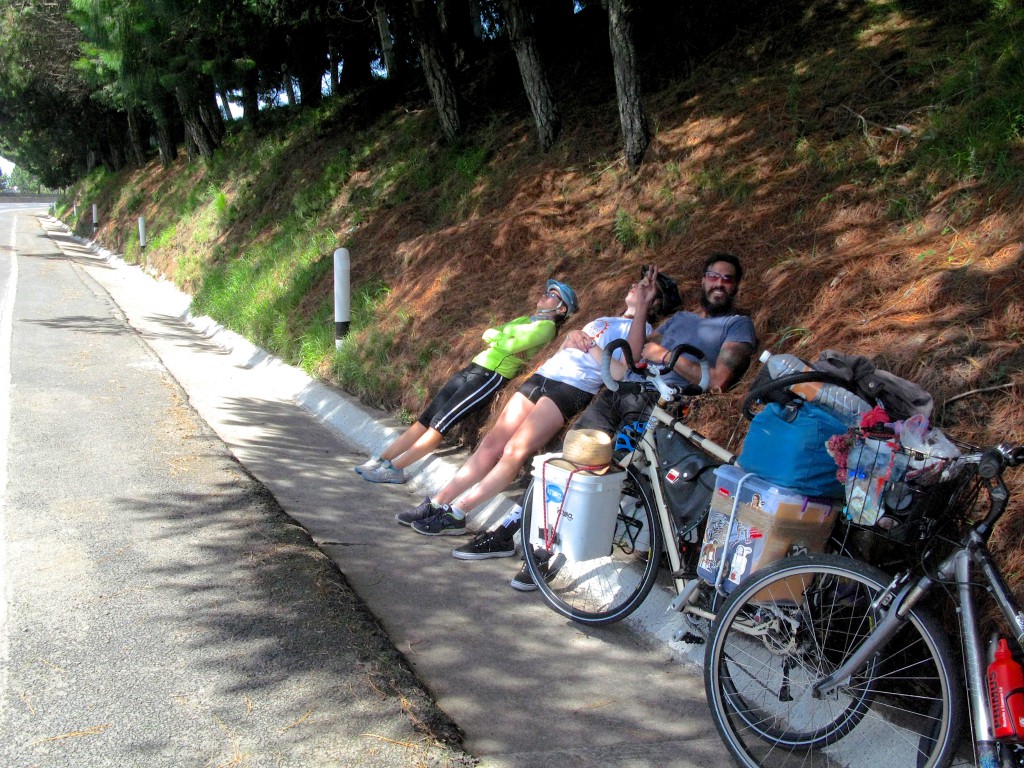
[704,553,963,768]
[523,466,664,626]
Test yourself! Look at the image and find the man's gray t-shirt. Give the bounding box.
[642,311,757,388]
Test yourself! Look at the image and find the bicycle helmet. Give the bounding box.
[641,267,682,316]
[546,279,579,317]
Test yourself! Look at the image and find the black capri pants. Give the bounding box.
[417,363,508,435]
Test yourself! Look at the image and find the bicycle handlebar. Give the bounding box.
[741,369,861,420]
[978,443,1024,479]
[967,442,1024,538]
[600,339,711,398]
[980,448,1004,479]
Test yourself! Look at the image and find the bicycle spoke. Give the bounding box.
[705,555,963,768]
[525,467,664,625]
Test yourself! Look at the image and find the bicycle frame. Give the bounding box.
[619,399,735,598]
[811,471,1024,766]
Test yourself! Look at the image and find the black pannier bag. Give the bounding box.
[655,426,722,535]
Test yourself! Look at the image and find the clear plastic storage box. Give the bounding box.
[697,464,841,593]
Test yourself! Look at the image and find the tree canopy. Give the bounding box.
[0,0,702,184]
[0,0,1015,187]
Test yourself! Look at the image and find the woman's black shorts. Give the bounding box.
[517,373,594,422]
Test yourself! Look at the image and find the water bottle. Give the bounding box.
[759,351,872,426]
[988,638,1024,739]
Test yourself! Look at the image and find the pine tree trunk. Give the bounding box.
[284,75,298,106]
[297,64,323,108]
[126,108,146,167]
[241,70,260,126]
[607,0,650,171]
[502,0,561,151]
[199,80,225,144]
[411,0,463,142]
[329,50,340,94]
[183,131,198,162]
[102,143,123,172]
[176,87,215,160]
[154,120,176,166]
[199,99,224,145]
[374,0,399,79]
[217,88,232,122]
[339,21,375,91]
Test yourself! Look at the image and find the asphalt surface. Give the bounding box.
[0,204,466,767]
[7,208,724,767]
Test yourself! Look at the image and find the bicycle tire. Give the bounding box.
[523,466,664,626]
[704,553,964,768]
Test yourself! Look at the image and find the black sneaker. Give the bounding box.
[452,530,517,560]
[511,550,560,591]
[510,561,538,591]
[396,496,437,527]
[411,506,467,536]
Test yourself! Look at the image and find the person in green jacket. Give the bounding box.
[357,279,578,484]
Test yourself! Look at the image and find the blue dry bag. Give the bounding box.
[738,402,846,498]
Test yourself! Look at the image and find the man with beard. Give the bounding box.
[565,252,756,441]
[637,253,754,390]
[451,255,756,581]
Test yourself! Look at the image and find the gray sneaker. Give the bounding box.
[411,506,467,536]
[354,456,382,475]
[396,496,438,527]
[362,462,406,484]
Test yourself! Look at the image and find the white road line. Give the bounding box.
[0,213,17,712]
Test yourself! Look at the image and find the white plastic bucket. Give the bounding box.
[529,453,626,561]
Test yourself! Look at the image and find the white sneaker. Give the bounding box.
[362,463,407,484]
[354,456,383,475]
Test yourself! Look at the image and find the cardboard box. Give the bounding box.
[697,464,840,593]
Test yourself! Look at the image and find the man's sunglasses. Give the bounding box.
[703,270,737,285]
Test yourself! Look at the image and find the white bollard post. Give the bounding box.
[138,216,147,267]
[92,204,98,237]
[334,248,351,348]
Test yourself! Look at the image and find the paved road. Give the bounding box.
[11,208,725,767]
[0,203,467,767]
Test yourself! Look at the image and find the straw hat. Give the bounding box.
[553,429,614,473]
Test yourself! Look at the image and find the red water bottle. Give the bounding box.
[987,638,1024,739]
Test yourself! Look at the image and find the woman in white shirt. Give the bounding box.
[397,275,666,537]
